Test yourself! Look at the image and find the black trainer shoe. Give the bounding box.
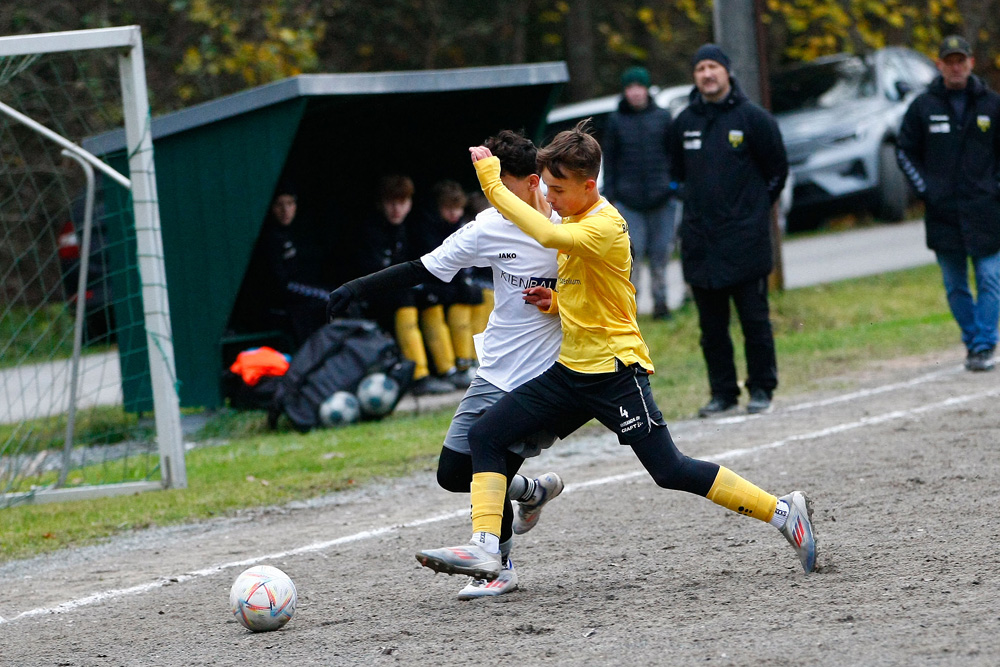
[698,396,738,418]
[411,376,456,396]
[746,388,773,414]
[966,348,996,372]
[652,302,672,321]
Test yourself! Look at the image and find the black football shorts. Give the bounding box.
[507,360,667,445]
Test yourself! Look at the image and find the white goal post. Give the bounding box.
[0,26,186,499]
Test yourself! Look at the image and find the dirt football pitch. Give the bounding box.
[2,348,999,666]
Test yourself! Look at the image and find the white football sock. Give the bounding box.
[471,531,500,554]
[507,474,535,503]
[770,499,790,529]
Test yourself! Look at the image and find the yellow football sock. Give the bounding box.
[419,304,456,374]
[447,304,475,366]
[705,466,778,522]
[470,472,507,537]
[471,289,494,337]
[394,306,429,381]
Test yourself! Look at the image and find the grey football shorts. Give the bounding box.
[442,375,557,459]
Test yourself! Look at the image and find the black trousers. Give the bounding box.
[691,276,778,401]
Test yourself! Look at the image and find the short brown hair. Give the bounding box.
[433,180,468,209]
[379,174,414,202]
[537,119,601,181]
[484,129,537,179]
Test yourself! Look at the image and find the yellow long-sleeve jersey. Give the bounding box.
[475,156,654,374]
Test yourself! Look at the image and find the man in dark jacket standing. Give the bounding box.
[897,35,1000,372]
[669,44,788,417]
[603,66,678,319]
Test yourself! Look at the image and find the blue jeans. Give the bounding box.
[936,250,1000,353]
[617,199,680,308]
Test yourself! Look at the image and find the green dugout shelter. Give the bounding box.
[84,62,568,410]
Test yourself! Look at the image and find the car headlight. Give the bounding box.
[824,118,879,146]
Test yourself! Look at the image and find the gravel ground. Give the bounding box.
[2,347,999,666]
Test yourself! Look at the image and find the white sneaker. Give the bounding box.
[779,491,818,573]
[416,540,503,580]
[457,558,518,599]
[513,472,564,535]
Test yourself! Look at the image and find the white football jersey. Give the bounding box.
[421,206,562,392]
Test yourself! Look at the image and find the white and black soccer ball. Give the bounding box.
[229,565,297,632]
[318,390,360,426]
[356,372,400,418]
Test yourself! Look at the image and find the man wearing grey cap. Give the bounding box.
[668,43,788,417]
[897,35,1000,372]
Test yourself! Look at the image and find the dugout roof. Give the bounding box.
[84,62,568,409]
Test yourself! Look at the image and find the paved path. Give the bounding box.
[0,352,123,425]
[634,219,934,313]
[2,221,935,424]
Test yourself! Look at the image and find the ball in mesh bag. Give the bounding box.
[356,372,400,417]
[318,391,360,426]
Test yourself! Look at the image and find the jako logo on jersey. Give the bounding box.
[729,129,744,148]
[619,406,629,418]
[527,276,557,290]
[499,252,516,259]
[978,115,991,132]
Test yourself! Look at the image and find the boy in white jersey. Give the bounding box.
[327,131,571,598]
[417,121,818,581]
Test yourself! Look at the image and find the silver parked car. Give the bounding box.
[773,47,937,223]
[544,83,693,153]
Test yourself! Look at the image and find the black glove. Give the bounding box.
[326,285,356,322]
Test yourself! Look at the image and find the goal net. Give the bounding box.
[0,27,185,507]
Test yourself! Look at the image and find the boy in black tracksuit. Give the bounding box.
[244,184,330,346]
[410,180,483,380]
[669,44,788,417]
[896,35,1000,372]
[353,175,456,395]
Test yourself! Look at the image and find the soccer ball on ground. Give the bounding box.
[229,565,297,632]
[356,372,400,418]
[319,390,361,426]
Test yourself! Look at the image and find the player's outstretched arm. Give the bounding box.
[326,260,435,321]
[469,148,575,252]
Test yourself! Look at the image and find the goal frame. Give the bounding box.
[0,26,186,501]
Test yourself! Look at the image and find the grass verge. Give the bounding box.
[0,264,959,563]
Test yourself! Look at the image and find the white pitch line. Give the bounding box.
[3,382,998,625]
[712,364,961,425]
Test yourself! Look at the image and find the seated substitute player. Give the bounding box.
[410,180,485,386]
[416,121,818,581]
[327,130,570,599]
[353,175,456,395]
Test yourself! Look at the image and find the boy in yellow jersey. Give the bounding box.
[417,121,817,580]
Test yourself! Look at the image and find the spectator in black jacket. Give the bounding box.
[897,35,1000,372]
[603,66,679,319]
[244,182,330,347]
[669,44,788,417]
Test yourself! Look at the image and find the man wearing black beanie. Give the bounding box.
[669,43,788,417]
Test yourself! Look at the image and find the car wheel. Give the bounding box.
[874,142,909,222]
